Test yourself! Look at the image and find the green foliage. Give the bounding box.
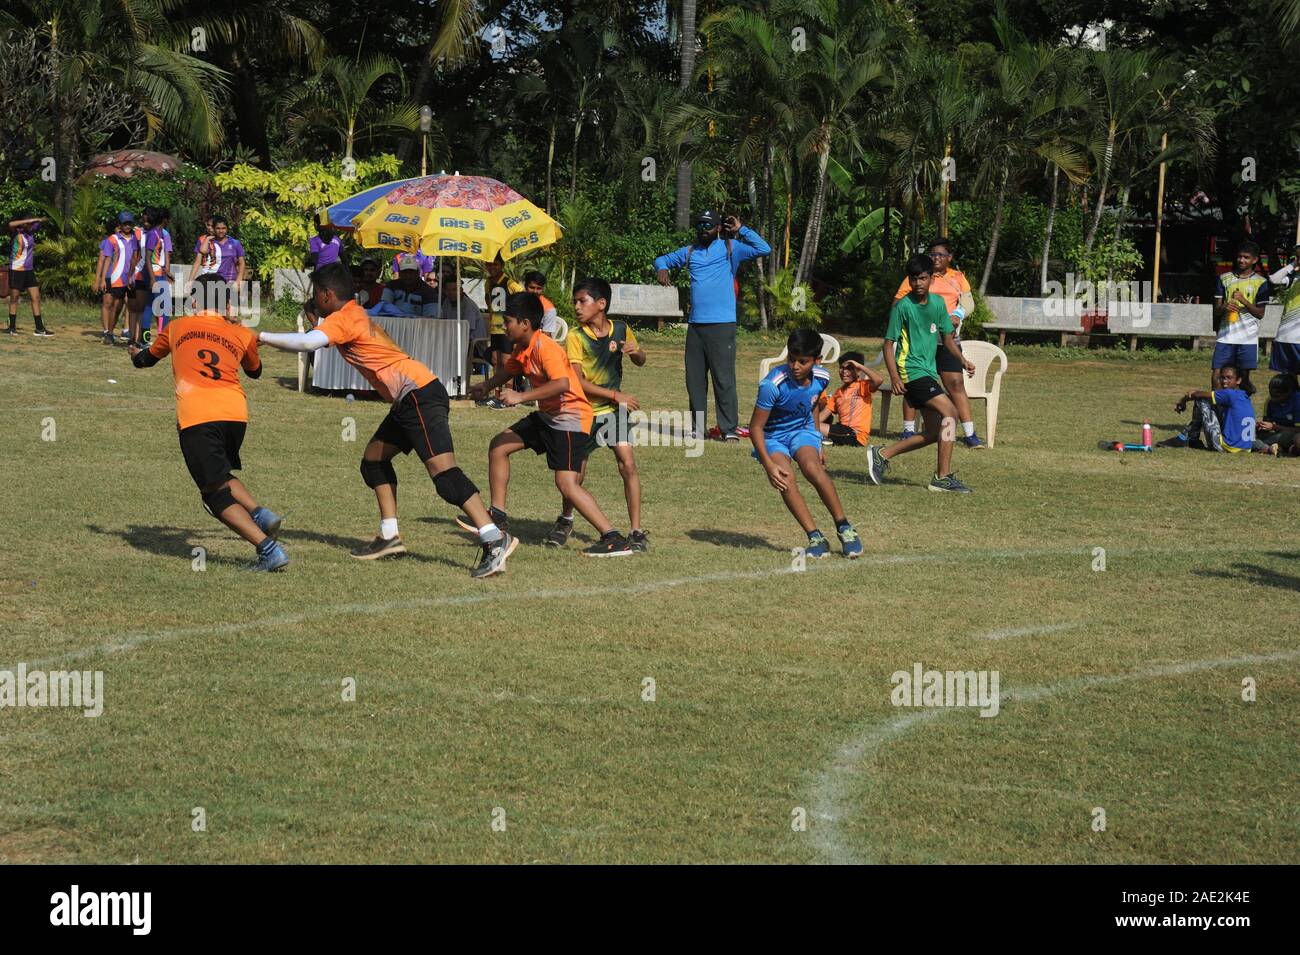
[762,267,821,330]
[213,155,402,279]
[33,184,109,300]
[1065,236,1145,287]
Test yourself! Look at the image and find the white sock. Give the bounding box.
[962,421,975,438]
[380,518,399,540]
[478,522,502,543]
[902,421,917,434]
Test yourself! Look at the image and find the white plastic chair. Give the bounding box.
[550,316,569,343]
[960,340,1008,446]
[758,333,841,379]
[866,348,893,436]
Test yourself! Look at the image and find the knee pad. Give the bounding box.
[201,485,237,518]
[433,466,478,509]
[360,458,397,489]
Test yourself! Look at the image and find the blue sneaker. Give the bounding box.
[963,434,985,449]
[249,541,289,572]
[836,523,863,559]
[251,506,282,536]
[805,531,832,559]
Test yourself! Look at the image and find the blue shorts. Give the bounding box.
[1212,342,1257,370]
[752,428,823,461]
[1269,342,1300,375]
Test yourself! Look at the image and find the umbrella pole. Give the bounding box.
[456,256,464,394]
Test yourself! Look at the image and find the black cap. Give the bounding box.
[695,210,720,229]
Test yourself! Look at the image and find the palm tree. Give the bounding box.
[791,0,889,287]
[282,54,420,164]
[674,0,700,230]
[4,0,230,218]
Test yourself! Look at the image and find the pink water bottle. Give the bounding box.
[1142,420,1152,448]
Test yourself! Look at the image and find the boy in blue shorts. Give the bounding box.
[750,327,862,558]
[1257,374,1300,456]
[1212,241,1269,395]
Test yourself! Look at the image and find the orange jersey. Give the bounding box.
[894,268,971,327]
[818,379,876,444]
[316,299,435,403]
[146,312,261,429]
[504,331,592,432]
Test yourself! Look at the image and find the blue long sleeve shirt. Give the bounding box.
[653,226,771,325]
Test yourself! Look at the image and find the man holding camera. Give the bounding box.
[655,210,770,441]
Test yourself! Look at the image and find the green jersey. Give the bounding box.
[886,293,950,383]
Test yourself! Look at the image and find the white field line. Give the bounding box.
[0,541,1274,672]
[978,622,1084,641]
[808,648,1300,865]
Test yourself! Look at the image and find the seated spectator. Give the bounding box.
[1258,374,1300,456]
[523,270,560,337]
[1160,364,1270,453]
[355,257,385,308]
[816,352,883,447]
[390,250,435,284]
[379,254,438,317]
[435,260,486,341]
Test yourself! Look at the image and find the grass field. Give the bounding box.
[2,301,1297,864]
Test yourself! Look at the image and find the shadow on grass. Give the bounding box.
[826,467,925,488]
[686,528,784,552]
[416,514,595,546]
[1194,558,1300,593]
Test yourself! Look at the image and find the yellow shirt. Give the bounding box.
[485,277,524,335]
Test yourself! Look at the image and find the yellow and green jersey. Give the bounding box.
[885,293,950,383]
[566,318,638,416]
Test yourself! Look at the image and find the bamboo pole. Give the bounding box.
[1144,131,1168,354]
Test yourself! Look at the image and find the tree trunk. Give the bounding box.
[219,46,272,167]
[1111,182,1131,243]
[569,117,583,204]
[883,192,892,265]
[674,0,698,230]
[545,117,557,215]
[794,147,830,287]
[747,175,766,330]
[1040,165,1059,294]
[1084,129,1114,251]
[979,165,1009,296]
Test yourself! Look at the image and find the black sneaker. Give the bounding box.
[629,529,649,552]
[1157,434,1188,449]
[34,327,53,337]
[349,535,407,560]
[102,331,115,345]
[543,516,574,548]
[928,473,972,493]
[582,531,634,557]
[4,327,16,336]
[866,445,889,485]
[471,532,517,579]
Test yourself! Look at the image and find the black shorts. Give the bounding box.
[179,420,246,489]
[586,407,635,453]
[7,270,37,291]
[509,411,590,472]
[935,338,965,374]
[371,379,454,462]
[827,422,864,446]
[105,286,128,300]
[903,376,946,409]
[490,333,509,357]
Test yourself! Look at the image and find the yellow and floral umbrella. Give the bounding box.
[343,174,561,262]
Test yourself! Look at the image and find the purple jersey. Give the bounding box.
[100,232,138,288]
[9,226,39,271]
[145,226,173,279]
[392,252,434,279]
[195,236,245,281]
[309,235,342,267]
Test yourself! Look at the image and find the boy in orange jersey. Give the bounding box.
[256,262,515,579]
[128,274,288,571]
[816,351,882,447]
[469,292,634,556]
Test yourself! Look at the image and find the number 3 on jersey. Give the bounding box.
[197,348,223,380]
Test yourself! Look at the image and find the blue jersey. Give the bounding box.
[1264,392,1300,427]
[1212,388,1256,451]
[755,363,830,435]
[653,226,771,325]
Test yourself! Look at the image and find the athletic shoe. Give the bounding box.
[485,397,507,410]
[251,506,283,536]
[543,516,574,548]
[707,425,723,440]
[723,431,740,442]
[836,524,863,558]
[471,532,518,579]
[1157,434,1188,448]
[928,473,973,493]
[629,529,649,552]
[34,328,54,337]
[582,531,634,557]
[4,327,16,336]
[102,331,115,345]
[119,329,131,342]
[866,445,889,485]
[963,434,985,449]
[350,535,407,560]
[805,531,832,559]
[248,542,289,572]
[822,437,835,447]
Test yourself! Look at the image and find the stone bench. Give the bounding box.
[608,284,684,330]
